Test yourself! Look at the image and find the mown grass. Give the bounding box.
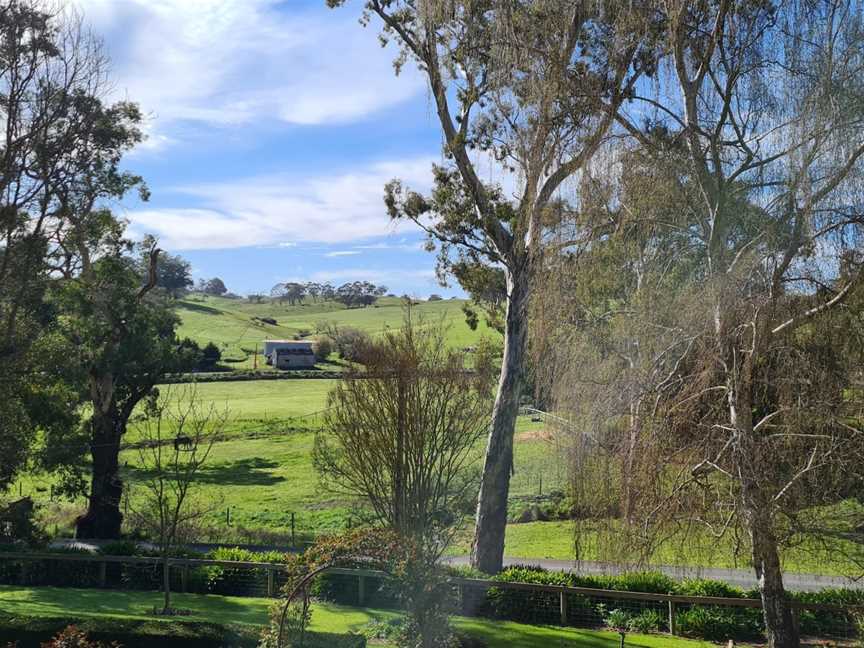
[175,295,494,367]
[0,585,721,648]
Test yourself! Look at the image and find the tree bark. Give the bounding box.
[471,266,529,573]
[750,507,799,648]
[75,410,124,539]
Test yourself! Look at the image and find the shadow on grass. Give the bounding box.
[127,458,285,486]
[194,458,285,486]
[0,585,270,626]
[177,301,224,315]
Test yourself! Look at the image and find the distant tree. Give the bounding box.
[334,281,386,308]
[202,278,228,296]
[199,343,222,371]
[320,282,336,301]
[305,282,323,302]
[138,242,192,298]
[271,282,306,306]
[427,294,443,302]
[247,293,266,304]
[312,337,333,363]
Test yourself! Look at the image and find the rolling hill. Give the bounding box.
[174,294,497,368]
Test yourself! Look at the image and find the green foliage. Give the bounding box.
[674,579,746,599]
[674,606,762,642]
[627,609,664,634]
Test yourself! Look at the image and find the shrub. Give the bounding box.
[312,337,334,362]
[205,547,286,597]
[627,608,665,633]
[39,626,118,648]
[674,578,747,599]
[675,606,762,641]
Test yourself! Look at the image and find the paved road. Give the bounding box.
[52,539,862,593]
[442,556,864,592]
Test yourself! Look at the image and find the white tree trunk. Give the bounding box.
[471,267,529,573]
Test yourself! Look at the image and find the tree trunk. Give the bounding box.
[749,507,799,648]
[163,554,171,612]
[75,411,123,539]
[471,267,529,573]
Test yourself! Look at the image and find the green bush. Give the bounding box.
[792,588,864,637]
[673,578,747,599]
[627,608,665,633]
[675,606,762,641]
[204,547,286,597]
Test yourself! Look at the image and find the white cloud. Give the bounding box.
[325,250,362,257]
[77,0,423,130]
[126,156,436,249]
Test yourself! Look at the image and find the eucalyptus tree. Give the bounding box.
[329,0,660,573]
[0,1,147,492]
[599,2,864,645]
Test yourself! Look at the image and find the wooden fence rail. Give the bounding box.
[1,552,861,637]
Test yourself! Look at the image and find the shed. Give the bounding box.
[266,340,316,369]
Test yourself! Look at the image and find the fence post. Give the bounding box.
[267,568,275,598]
[668,601,677,636]
[559,590,568,625]
[358,574,366,607]
[98,561,107,588]
[181,565,189,593]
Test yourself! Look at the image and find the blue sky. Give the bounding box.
[79,0,461,297]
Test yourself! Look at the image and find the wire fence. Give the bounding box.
[0,552,861,642]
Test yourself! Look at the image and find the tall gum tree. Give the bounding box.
[329,0,660,573]
[611,1,864,645]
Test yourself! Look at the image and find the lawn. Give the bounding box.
[175,295,495,368]
[0,585,720,648]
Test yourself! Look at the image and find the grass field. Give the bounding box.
[0,585,720,648]
[21,376,864,574]
[175,295,495,367]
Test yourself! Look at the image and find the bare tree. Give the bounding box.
[313,310,493,557]
[542,2,864,645]
[329,0,660,573]
[130,386,225,614]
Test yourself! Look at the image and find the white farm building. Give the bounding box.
[263,339,316,369]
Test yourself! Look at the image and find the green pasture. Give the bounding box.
[17,377,864,575]
[0,585,721,648]
[175,295,494,367]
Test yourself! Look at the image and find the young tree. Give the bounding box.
[329,0,660,572]
[130,387,224,613]
[146,248,193,299]
[314,312,493,645]
[314,312,492,550]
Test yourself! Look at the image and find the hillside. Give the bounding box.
[175,294,497,369]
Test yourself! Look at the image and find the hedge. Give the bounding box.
[161,370,342,384]
[0,615,366,648]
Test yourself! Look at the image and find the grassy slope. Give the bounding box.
[175,295,494,367]
[0,585,719,648]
